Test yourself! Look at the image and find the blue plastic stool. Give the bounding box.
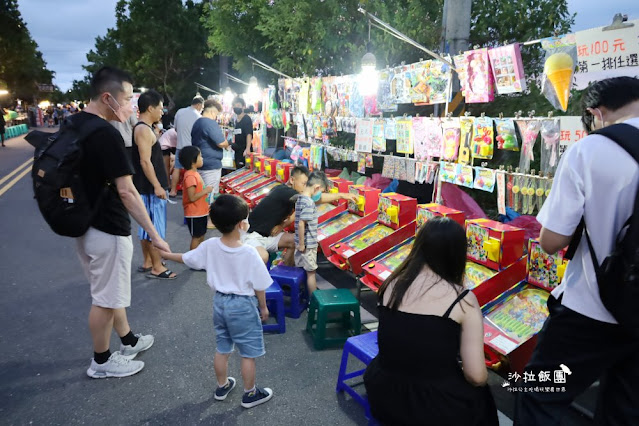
[263,281,286,334]
[269,265,308,318]
[336,331,379,419]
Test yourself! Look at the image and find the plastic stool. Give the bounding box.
[306,289,361,350]
[336,331,379,419]
[263,281,286,334]
[269,265,308,318]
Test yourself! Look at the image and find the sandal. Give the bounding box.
[146,269,177,280]
[137,262,166,273]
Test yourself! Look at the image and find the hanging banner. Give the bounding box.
[558,116,588,156]
[354,118,374,153]
[575,20,639,89]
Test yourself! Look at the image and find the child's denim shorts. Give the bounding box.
[213,292,265,358]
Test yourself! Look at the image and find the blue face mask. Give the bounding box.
[311,191,322,202]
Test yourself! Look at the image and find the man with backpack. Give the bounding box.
[515,76,639,425]
[68,67,171,378]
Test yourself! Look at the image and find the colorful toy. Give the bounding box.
[471,116,494,160]
[495,118,519,151]
[527,239,569,290]
[416,204,465,228]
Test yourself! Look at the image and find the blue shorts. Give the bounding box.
[138,194,167,241]
[213,292,265,358]
[174,148,183,169]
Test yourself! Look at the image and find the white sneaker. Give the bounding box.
[119,334,154,360]
[86,351,144,379]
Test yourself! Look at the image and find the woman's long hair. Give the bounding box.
[378,216,467,311]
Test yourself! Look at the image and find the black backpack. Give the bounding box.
[565,123,639,333]
[28,115,111,237]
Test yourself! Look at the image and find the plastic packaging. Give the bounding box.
[541,35,577,112]
[540,119,561,175]
[495,118,519,151]
[516,120,542,173]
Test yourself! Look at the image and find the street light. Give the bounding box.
[246,76,260,105]
[359,51,378,97]
[223,88,234,105]
[0,90,8,96]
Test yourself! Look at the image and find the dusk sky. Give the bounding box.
[17,0,639,92]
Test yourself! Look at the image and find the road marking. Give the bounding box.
[0,164,32,198]
[0,157,33,187]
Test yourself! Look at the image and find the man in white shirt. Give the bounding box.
[515,77,639,425]
[169,96,204,197]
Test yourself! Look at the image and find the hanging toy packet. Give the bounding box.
[540,119,561,175]
[471,116,494,160]
[488,44,527,95]
[516,120,542,173]
[495,118,519,151]
[442,117,461,161]
[541,34,577,112]
[458,117,474,164]
[464,48,495,103]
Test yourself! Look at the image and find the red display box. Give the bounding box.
[226,171,264,193]
[465,257,528,308]
[466,219,525,271]
[253,155,267,174]
[316,186,381,255]
[417,203,466,229]
[317,202,346,225]
[220,167,253,191]
[327,177,353,206]
[262,158,278,178]
[276,162,294,183]
[482,281,550,374]
[527,239,569,291]
[360,237,414,291]
[244,180,281,208]
[246,152,261,170]
[347,185,381,217]
[377,193,417,231]
[232,175,275,197]
[327,194,417,275]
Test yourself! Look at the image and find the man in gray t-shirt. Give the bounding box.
[169,96,203,196]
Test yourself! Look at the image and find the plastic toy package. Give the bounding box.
[541,35,577,112]
[441,117,461,161]
[540,119,561,175]
[471,116,494,160]
[495,118,519,151]
[458,117,474,165]
[516,120,542,173]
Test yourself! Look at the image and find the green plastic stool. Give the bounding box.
[306,289,361,350]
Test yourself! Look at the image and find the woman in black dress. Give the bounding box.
[364,217,498,425]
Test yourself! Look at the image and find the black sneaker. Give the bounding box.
[214,377,236,401]
[241,387,273,408]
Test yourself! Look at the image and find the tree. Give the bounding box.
[82,0,217,110]
[0,0,55,103]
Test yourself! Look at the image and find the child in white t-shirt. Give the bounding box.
[159,194,274,409]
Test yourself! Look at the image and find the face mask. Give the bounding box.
[590,107,604,132]
[156,122,163,131]
[311,190,322,202]
[107,95,131,123]
[233,107,243,115]
[239,218,250,238]
[162,108,168,113]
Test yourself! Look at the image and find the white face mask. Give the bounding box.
[239,218,250,238]
[156,122,163,131]
[107,94,132,123]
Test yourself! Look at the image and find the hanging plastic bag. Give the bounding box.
[540,119,561,175]
[495,118,519,151]
[442,117,461,161]
[222,148,234,169]
[516,120,542,173]
[541,35,577,112]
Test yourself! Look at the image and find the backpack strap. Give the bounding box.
[443,289,470,319]
[564,123,639,267]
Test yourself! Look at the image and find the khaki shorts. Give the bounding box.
[242,231,284,253]
[76,227,133,309]
[295,248,318,272]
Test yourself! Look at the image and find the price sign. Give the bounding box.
[575,20,639,89]
[558,116,587,157]
[354,118,374,153]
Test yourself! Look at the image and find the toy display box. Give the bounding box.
[317,186,381,256]
[246,152,261,170]
[416,204,466,229]
[220,167,253,191]
[327,194,417,275]
[360,203,464,291]
[262,158,278,178]
[276,162,294,183]
[253,155,268,174]
[466,219,525,271]
[527,239,568,291]
[225,169,264,193]
[244,180,281,208]
[316,177,354,224]
[482,281,550,374]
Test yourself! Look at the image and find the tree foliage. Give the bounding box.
[0,0,54,103]
[79,0,217,109]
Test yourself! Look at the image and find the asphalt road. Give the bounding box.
[0,129,593,425]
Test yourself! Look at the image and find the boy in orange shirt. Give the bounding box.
[179,146,212,249]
